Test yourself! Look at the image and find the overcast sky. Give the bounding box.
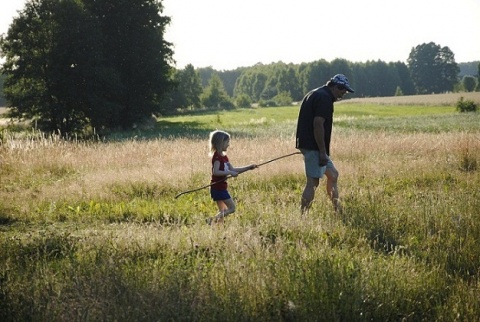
[2,0,479,70]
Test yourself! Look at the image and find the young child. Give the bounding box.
[207,130,257,225]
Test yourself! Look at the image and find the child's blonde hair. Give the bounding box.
[209,130,230,155]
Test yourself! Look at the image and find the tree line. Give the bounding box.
[168,45,479,111]
[1,0,479,134]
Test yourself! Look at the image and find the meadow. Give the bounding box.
[0,93,479,321]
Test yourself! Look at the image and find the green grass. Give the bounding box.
[336,103,456,117]
[157,103,456,127]
[154,104,479,138]
[335,113,480,133]
[2,171,478,320]
[153,106,299,139]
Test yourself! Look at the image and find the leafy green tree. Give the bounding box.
[458,61,480,77]
[0,74,6,106]
[1,0,173,133]
[392,61,416,95]
[395,86,404,96]
[354,60,399,97]
[228,58,420,102]
[251,72,268,102]
[477,62,480,91]
[197,67,215,88]
[169,64,202,110]
[273,64,302,101]
[298,59,331,95]
[1,0,96,133]
[462,75,477,92]
[197,67,241,98]
[407,42,459,94]
[83,0,174,129]
[260,78,278,100]
[201,73,234,109]
[182,64,203,109]
[259,63,301,101]
[233,71,253,100]
[218,69,244,97]
[350,63,367,97]
[234,69,267,102]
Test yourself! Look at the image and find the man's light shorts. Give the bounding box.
[300,149,334,179]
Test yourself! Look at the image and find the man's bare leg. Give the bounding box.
[325,167,341,213]
[301,176,319,215]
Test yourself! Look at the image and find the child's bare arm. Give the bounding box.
[231,163,258,174]
[213,161,238,177]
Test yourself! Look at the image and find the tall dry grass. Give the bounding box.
[1,128,478,203]
[1,128,478,221]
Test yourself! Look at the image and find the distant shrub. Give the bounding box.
[462,75,477,92]
[235,94,252,108]
[273,91,293,106]
[258,99,277,107]
[456,97,477,112]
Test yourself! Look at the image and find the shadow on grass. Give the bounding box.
[101,120,208,141]
[104,119,258,142]
[0,215,16,226]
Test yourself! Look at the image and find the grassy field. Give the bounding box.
[1,94,480,321]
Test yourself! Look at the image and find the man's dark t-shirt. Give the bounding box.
[295,86,336,155]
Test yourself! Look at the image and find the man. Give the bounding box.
[295,74,354,214]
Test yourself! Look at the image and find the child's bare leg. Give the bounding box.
[208,199,236,224]
[216,201,227,213]
[215,198,235,218]
[217,198,235,217]
[213,201,227,224]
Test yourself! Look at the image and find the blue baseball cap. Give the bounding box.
[331,74,355,93]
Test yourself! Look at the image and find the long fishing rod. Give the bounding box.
[174,151,301,199]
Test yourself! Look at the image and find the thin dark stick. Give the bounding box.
[174,151,301,199]
[255,151,301,167]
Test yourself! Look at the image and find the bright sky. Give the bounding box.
[1,0,479,70]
